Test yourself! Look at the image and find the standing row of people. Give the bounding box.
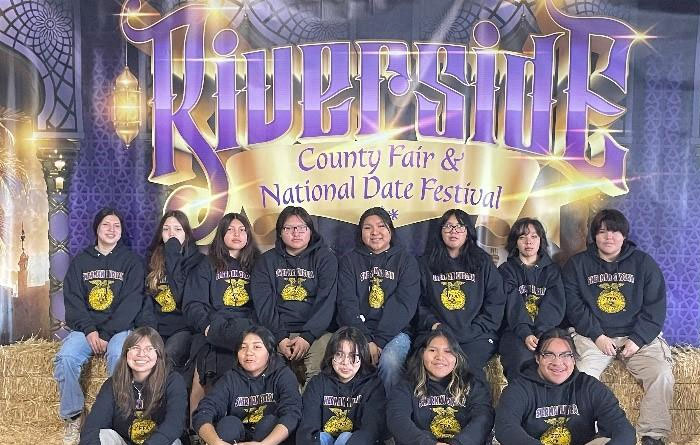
[54,205,673,445]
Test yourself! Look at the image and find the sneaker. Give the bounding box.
[62,416,82,445]
[641,437,665,445]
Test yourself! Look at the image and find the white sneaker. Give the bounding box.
[62,416,81,445]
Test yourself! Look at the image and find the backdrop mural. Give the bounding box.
[0,0,697,346]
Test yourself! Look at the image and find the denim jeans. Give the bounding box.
[320,431,352,445]
[377,332,411,393]
[54,330,129,419]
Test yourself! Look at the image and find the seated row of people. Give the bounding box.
[79,325,637,445]
[55,205,672,445]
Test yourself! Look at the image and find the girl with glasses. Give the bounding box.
[417,209,506,380]
[192,326,302,445]
[497,218,565,380]
[297,326,386,445]
[495,328,635,445]
[251,206,338,384]
[336,207,420,393]
[80,327,188,445]
[387,327,493,445]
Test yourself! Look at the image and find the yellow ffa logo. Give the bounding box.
[368,276,385,309]
[129,413,156,444]
[525,294,540,321]
[281,277,307,301]
[243,404,266,424]
[596,283,626,314]
[154,284,176,312]
[88,280,115,311]
[429,406,461,439]
[323,407,353,436]
[440,281,466,310]
[223,278,250,306]
[540,417,571,445]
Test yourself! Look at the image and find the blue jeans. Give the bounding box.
[320,431,352,445]
[377,332,411,393]
[54,330,129,419]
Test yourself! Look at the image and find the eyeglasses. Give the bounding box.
[442,223,466,233]
[539,351,575,361]
[332,351,361,365]
[128,346,157,355]
[282,225,308,234]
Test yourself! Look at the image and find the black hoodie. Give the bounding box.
[297,371,386,445]
[498,253,565,341]
[337,244,420,348]
[148,238,204,338]
[191,356,302,434]
[387,375,494,445]
[250,237,338,344]
[79,371,188,445]
[495,360,635,445]
[183,254,256,337]
[563,241,666,348]
[63,242,145,341]
[417,254,505,344]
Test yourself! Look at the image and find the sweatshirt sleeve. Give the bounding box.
[374,254,420,348]
[417,260,439,332]
[562,258,603,340]
[296,375,323,445]
[533,266,566,337]
[275,366,303,433]
[135,294,157,329]
[145,373,188,445]
[251,254,284,343]
[300,249,338,344]
[386,381,437,445]
[470,261,506,337]
[162,238,187,305]
[494,380,541,445]
[99,255,146,341]
[499,263,532,340]
[629,255,666,348]
[183,260,214,334]
[79,378,115,445]
[63,256,98,335]
[348,377,386,445]
[589,378,636,445]
[336,255,371,337]
[451,377,494,445]
[192,372,234,433]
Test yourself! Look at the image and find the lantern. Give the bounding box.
[112,66,141,147]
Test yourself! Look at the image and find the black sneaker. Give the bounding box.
[641,437,665,445]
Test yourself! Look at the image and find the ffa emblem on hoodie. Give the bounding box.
[129,411,156,444]
[323,407,353,435]
[597,283,626,314]
[154,284,176,312]
[540,417,571,445]
[243,404,266,424]
[430,406,461,439]
[88,280,115,311]
[440,281,466,310]
[368,276,385,308]
[223,278,250,306]
[281,277,307,301]
[525,294,540,320]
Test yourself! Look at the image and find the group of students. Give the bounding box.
[52,204,673,445]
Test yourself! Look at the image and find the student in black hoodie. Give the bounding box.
[495,328,635,445]
[563,209,673,445]
[80,327,188,445]
[192,325,302,445]
[297,326,386,445]
[54,207,146,445]
[183,213,260,421]
[417,209,506,380]
[497,218,565,380]
[337,207,420,393]
[387,327,493,445]
[251,206,338,383]
[144,210,204,375]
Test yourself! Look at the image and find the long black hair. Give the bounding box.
[209,212,260,273]
[320,326,375,378]
[505,217,549,259]
[426,209,489,274]
[146,210,194,292]
[276,206,321,247]
[235,325,282,370]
